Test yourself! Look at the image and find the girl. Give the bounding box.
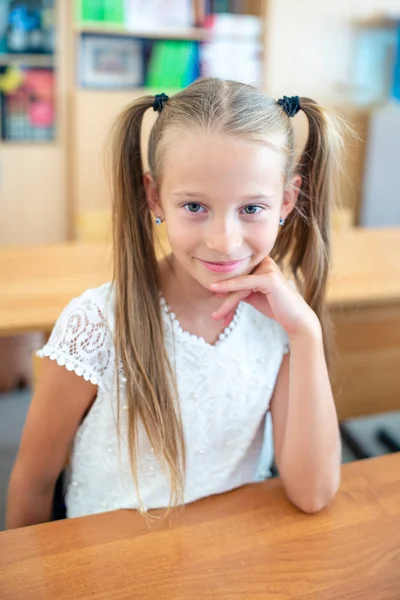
[7,78,342,528]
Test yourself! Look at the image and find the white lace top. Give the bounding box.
[37,282,289,518]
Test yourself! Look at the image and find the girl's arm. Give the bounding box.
[270,327,341,514]
[6,358,97,529]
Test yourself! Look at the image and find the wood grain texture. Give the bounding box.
[0,454,399,599]
[0,243,112,335]
[328,228,400,418]
[331,303,400,419]
[329,228,400,308]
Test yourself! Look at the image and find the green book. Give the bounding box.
[78,0,104,22]
[103,0,124,25]
[145,41,166,88]
[177,42,193,88]
[146,41,195,90]
[165,42,181,88]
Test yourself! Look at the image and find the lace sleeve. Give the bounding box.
[37,285,115,389]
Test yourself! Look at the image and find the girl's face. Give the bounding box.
[146,132,298,289]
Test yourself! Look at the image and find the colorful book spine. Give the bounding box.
[391,24,400,102]
[78,0,104,22]
[145,40,200,89]
[103,0,124,25]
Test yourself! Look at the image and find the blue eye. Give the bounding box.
[184,203,205,213]
[242,205,263,215]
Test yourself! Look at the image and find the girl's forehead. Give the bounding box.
[160,131,285,194]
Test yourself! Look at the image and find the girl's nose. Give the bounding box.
[205,220,243,256]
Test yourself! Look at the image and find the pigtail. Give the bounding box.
[272,99,344,359]
[111,96,185,512]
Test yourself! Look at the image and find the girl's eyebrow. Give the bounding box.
[171,191,208,198]
[171,192,274,201]
[241,194,274,202]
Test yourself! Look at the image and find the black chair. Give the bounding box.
[52,471,66,520]
[340,422,400,460]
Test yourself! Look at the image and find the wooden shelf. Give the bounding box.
[353,16,398,29]
[0,140,57,147]
[76,24,209,41]
[0,53,54,67]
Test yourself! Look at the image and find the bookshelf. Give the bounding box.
[353,16,398,29]
[75,25,210,41]
[0,53,54,67]
[0,0,69,245]
[68,1,268,236]
[350,14,399,107]
[0,1,269,244]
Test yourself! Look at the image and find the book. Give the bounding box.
[145,40,199,89]
[213,0,230,12]
[201,13,261,86]
[103,0,124,25]
[125,0,194,33]
[0,66,55,141]
[352,27,396,105]
[391,24,400,102]
[79,0,104,22]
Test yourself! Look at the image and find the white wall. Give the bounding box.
[266,0,400,102]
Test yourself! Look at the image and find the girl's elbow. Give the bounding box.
[295,496,329,515]
[290,477,341,515]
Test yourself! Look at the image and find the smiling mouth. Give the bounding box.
[197,257,249,273]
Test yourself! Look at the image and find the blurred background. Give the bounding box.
[1,0,400,529]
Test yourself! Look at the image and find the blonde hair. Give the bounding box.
[111,77,343,512]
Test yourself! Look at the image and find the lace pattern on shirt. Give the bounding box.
[37,284,115,390]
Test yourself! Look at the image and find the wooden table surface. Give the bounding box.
[0,454,399,600]
[329,227,400,308]
[1,228,400,335]
[0,242,112,335]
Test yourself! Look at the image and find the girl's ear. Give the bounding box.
[144,172,164,219]
[281,174,302,220]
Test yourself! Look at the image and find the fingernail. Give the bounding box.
[210,283,218,289]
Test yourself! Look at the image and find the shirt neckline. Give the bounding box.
[160,295,244,349]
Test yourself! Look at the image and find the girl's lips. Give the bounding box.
[197,258,248,273]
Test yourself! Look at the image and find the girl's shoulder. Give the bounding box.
[37,282,116,389]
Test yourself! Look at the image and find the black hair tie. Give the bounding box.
[153,93,169,112]
[277,95,301,118]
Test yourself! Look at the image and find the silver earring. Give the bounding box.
[279,218,285,226]
[155,216,163,226]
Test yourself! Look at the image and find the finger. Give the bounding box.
[222,309,236,328]
[243,292,274,319]
[212,289,250,320]
[252,255,278,273]
[210,273,274,295]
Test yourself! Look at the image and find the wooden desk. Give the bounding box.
[329,228,400,307]
[0,454,399,599]
[329,229,400,418]
[0,243,112,336]
[1,229,400,418]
